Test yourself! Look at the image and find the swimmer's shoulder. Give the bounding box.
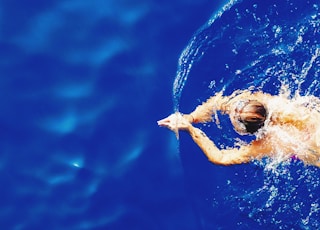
[228,90,275,105]
[252,91,272,97]
[250,91,274,103]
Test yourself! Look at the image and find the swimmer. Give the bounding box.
[158,90,320,167]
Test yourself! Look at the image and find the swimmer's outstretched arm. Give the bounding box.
[186,124,267,165]
[187,92,230,124]
[158,113,270,165]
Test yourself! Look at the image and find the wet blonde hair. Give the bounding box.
[230,100,267,134]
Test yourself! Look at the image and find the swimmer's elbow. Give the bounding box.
[207,156,228,165]
[209,159,234,166]
[207,149,248,166]
[207,157,240,166]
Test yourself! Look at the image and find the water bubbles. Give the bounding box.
[265,185,278,208]
[273,25,282,38]
[235,69,242,75]
[208,80,216,89]
[232,48,238,54]
[301,202,320,226]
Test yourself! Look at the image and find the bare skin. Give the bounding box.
[158,90,320,167]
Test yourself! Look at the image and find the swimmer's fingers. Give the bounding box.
[157,113,178,131]
[157,114,172,127]
[157,113,191,131]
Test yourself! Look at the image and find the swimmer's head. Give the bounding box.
[229,100,267,134]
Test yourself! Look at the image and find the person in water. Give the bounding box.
[158,90,320,167]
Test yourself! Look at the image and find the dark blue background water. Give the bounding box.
[2,0,320,229]
[2,0,220,229]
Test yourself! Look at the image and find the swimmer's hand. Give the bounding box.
[157,112,192,138]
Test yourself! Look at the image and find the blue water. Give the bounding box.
[177,0,320,229]
[1,0,320,229]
